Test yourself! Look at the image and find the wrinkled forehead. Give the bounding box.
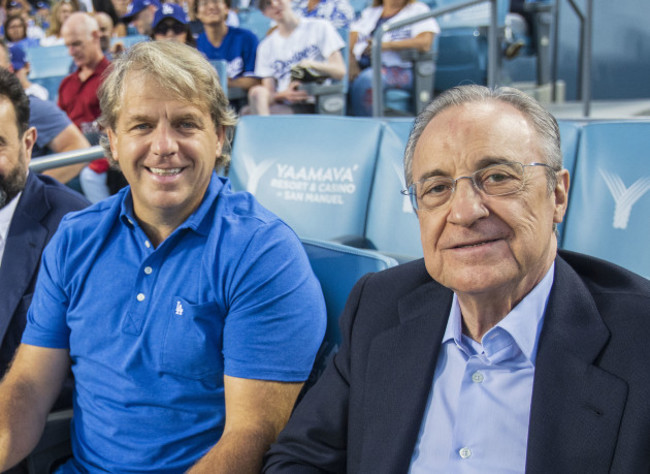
[413,101,539,176]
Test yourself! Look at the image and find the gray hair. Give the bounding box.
[403,85,562,193]
[98,41,237,169]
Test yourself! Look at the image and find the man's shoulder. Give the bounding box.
[29,96,69,122]
[358,258,437,301]
[34,174,90,210]
[229,26,258,42]
[558,249,650,298]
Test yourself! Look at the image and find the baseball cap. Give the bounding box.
[152,3,188,29]
[7,0,22,9]
[122,0,161,23]
[9,45,27,71]
[35,1,50,9]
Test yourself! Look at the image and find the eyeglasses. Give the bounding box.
[153,22,186,35]
[401,161,557,211]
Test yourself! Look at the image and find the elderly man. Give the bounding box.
[263,85,650,473]
[0,41,326,473]
[0,68,88,397]
[59,12,112,201]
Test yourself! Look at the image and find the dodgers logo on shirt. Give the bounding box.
[175,300,184,316]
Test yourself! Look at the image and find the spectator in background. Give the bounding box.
[8,44,48,99]
[0,40,326,473]
[33,0,51,30]
[195,0,258,92]
[3,0,46,39]
[348,0,438,116]
[292,0,355,30]
[150,2,195,46]
[0,70,88,422]
[121,0,160,35]
[41,0,79,46]
[246,0,345,115]
[59,12,112,201]
[3,14,40,48]
[94,10,127,57]
[0,40,91,185]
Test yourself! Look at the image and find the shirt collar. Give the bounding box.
[119,172,225,236]
[442,263,555,365]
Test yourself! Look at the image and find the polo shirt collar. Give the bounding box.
[442,263,555,365]
[119,171,225,236]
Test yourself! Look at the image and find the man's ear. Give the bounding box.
[22,126,37,163]
[553,169,570,224]
[107,128,119,162]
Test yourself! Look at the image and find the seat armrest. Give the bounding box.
[25,409,73,474]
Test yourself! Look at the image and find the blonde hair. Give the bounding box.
[47,0,80,36]
[98,41,237,169]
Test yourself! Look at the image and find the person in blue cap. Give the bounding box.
[121,0,160,35]
[150,2,195,46]
[7,44,49,100]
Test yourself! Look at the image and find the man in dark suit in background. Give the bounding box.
[264,85,650,473]
[0,69,89,381]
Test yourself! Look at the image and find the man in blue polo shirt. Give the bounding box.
[0,41,326,473]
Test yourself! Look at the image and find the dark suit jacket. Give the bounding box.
[0,173,88,377]
[264,251,650,473]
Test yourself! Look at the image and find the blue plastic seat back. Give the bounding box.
[111,34,149,48]
[27,45,73,79]
[365,119,423,258]
[229,115,383,240]
[556,119,583,242]
[208,59,229,96]
[301,238,398,384]
[237,7,272,40]
[434,0,508,29]
[561,121,650,279]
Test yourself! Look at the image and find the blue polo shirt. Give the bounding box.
[197,27,259,79]
[23,174,326,473]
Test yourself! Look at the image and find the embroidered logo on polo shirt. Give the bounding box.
[175,300,184,316]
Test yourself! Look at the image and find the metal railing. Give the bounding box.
[551,0,593,116]
[371,0,500,117]
[29,145,105,172]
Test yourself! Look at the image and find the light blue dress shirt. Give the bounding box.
[409,264,555,473]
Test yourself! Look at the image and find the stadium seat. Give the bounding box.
[208,59,229,96]
[236,7,272,40]
[26,45,73,100]
[555,119,583,242]
[300,238,398,388]
[229,115,383,240]
[364,118,423,260]
[561,121,650,279]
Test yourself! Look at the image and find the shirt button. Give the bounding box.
[459,447,472,459]
[144,240,151,248]
[471,371,484,383]
[136,293,145,302]
[144,266,153,275]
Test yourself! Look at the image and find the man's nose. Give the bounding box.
[152,123,178,157]
[447,177,489,226]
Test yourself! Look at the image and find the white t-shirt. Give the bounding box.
[0,190,22,269]
[351,2,440,68]
[255,17,345,92]
[26,82,49,101]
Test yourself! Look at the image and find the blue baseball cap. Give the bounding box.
[7,0,22,9]
[152,3,188,29]
[35,1,50,9]
[9,45,27,71]
[122,0,161,22]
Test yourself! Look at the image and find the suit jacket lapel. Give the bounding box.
[0,174,50,343]
[526,255,627,473]
[359,280,452,472]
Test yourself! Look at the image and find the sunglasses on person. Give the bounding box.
[154,22,186,35]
